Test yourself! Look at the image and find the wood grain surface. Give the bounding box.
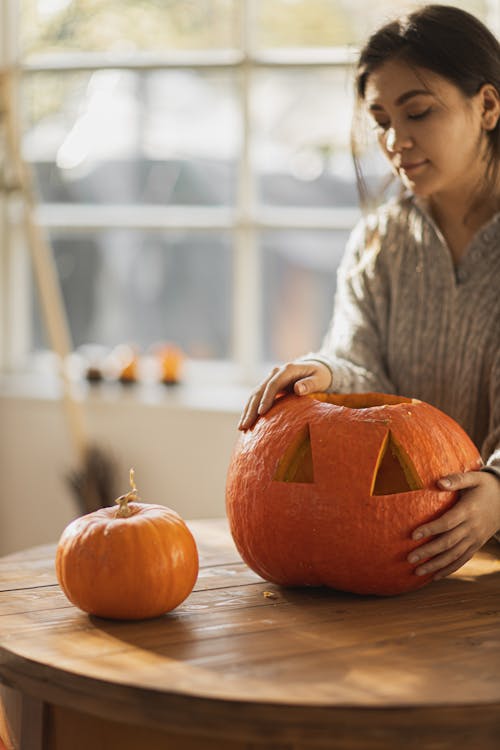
[0,518,500,749]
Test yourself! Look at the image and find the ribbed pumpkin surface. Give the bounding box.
[226,393,482,595]
[56,503,199,619]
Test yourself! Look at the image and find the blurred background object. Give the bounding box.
[154,342,185,385]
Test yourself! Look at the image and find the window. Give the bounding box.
[1,0,497,381]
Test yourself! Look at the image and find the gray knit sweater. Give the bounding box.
[305,194,500,475]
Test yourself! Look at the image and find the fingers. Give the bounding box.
[437,471,482,491]
[411,504,467,543]
[407,470,499,581]
[408,482,472,577]
[413,541,476,579]
[238,364,299,431]
[238,362,330,431]
[259,366,318,414]
[409,539,476,580]
[237,385,268,432]
[432,547,476,580]
[408,524,471,576]
[294,376,321,395]
[237,366,280,431]
[411,472,483,541]
[258,367,293,416]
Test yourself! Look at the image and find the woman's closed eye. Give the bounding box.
[372,107,432,132]
[408,107,432,121]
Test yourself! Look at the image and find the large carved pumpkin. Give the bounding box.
[226,393,482,595]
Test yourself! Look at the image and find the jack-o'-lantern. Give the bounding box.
[226,393,482,595]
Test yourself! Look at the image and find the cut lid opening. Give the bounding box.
[310,393,414,409]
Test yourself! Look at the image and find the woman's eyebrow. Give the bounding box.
[396,88,433,105]
[369,89,434,111]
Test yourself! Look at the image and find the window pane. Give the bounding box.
[254,0,489,48]
[254,0,357,48]
[32,231,233,358]
[254,69,360,208]
[23,70,239,206]
[21,0,239,56]
[261,229,349,362]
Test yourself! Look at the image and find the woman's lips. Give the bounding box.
[400,159,429,174]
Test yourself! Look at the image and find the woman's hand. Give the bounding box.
[238,360,332,431]
[407,470,500,580]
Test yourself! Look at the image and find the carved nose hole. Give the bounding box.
[371,431,423,495]
[274,424,314,483]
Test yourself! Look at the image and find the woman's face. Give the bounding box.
[364,59,493,201]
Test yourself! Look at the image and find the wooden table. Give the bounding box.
[0,518,500,750]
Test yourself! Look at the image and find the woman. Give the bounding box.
[238,5,500,580]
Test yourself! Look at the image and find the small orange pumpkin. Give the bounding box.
[156,342,185,385]
[56,470,199,619]
[226,392,482,595]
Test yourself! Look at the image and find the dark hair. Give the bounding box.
[352,4,500,211]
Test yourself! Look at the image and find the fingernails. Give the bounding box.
[439,478,451,488]
[296,383,306,395]
[408,554,419,564]
[416,567,428,576]
[413,531,423,540]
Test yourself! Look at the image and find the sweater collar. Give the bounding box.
[410,194,500,258]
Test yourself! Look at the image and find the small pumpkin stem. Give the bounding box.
[129,468,137,492]
[115,468,140,518]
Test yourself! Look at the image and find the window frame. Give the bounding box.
[2,0,499,382]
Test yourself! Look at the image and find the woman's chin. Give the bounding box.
[402,180,433,198]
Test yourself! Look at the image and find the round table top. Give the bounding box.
[1,518,500,743]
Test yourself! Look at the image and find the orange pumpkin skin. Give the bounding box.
[226,393,482,596]
[56,503,199,619]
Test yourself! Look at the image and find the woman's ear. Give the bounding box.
[479,83,500,131]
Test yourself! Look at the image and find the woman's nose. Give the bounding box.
[385,127,413,152]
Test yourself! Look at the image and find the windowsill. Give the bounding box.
[0,368,250,415]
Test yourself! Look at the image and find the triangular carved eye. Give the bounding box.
[371,430,423,495]
[274,424,314,483]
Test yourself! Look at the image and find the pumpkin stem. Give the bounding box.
[129,467,137,492]
[115,468,140,518]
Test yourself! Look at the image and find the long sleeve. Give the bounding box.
[483,353,500,542]
[482,350,500,476]
[302,214,396,395]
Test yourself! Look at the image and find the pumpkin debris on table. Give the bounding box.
[226,392,482,596]
[56,470,199,619]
